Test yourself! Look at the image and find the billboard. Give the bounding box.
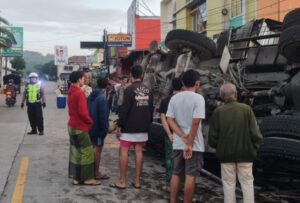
[86,55,98,64]
[0,27,23,57]
[80,41,104,49]
[107,34,132,47]
[54,46,68,66]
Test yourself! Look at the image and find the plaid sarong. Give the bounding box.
[68,126,95,181]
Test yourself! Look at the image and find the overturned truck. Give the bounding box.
[137,8,300,182]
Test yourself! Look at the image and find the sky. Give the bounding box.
[0,0,161,56]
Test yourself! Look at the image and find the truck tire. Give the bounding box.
[282,8,300,30]
[147,122,165,155]
[260,115,300,140]
[279,25,300,62]
[216,31,230,56]
[165,29,216,60]
[258,137,300,161]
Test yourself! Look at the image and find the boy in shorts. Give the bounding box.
[167,70,205,203]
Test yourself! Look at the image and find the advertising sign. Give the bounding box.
[54,46,68,65]
[107,34,132,47]
[86,55,98,64]
[0,27,23,57]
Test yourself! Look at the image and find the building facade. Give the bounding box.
[160,0,176,42]
[257,0,300,22]
[163,0,300,39]
[128,0,161,50]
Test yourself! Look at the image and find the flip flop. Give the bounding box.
[109,183,126,190]
[73,180,101,186]
[131,182,141,189]
[96,174,110,180]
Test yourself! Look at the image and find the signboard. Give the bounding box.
[107,34,132,47]
[86,55,98,64]
[80,41,104,49]
[0,27,23,57]
[54,46,68,66]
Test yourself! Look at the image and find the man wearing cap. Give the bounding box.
[21,72,46,135]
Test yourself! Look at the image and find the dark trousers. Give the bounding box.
[27,102,44,133]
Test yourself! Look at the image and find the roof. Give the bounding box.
[68,56,86,64]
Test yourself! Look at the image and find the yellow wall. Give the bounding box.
[175,0,193,30]
[176,0,186,10]
[206,0,256,38]
[245,0,256,22]
[207,0,224,38]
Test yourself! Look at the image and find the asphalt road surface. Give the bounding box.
[0,81,291,203]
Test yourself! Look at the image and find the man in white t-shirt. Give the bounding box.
[166,69,205,203]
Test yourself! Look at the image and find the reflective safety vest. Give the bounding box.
[26,84,41,103]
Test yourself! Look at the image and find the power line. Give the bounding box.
[131,0,257,34]
[131,0,286,35]
[140,0,157,16]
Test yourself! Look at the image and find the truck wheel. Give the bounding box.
[216,31,230,56]
[258,137,300,161]
[279,25,300,62]
[147,122,165,155]
[260,115,300,140]
[165,29,216,60]
[282,8,300,30]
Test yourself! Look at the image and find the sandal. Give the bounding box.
[96,174,110,180]
[131,182,141,189]
[73,180,101,186]
[109,183,126,189]
[162,185,170,192]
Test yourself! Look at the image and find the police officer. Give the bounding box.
[21,72,46,135]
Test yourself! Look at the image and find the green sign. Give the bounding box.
[0,27,23,57]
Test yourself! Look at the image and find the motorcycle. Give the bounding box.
[4,85,17,107]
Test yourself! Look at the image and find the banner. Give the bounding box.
[0,27,23,57]
[54,46,68,65]
[107,34,132,47]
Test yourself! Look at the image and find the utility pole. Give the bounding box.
[4,57,7,76]
[103,29,110,77]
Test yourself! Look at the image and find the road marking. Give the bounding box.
[11,157,29,203]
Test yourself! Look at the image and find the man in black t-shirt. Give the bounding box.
[158,78,183,192]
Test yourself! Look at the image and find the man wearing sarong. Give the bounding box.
[67,71,100,185]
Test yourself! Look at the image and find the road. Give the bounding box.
[0,81,289,203]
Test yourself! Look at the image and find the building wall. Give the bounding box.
[206,0,224,38]
[257,0,279,20]
[245,0,256,22]
[176,9,193,30]
[128,0,137,49]
[206,0,256,38]
[257,0,300,21]
[135,17,161,50]
[161,0,176,41]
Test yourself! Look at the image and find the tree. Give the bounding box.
[41,60,57,78]
[0,16,14,49]
[10,56,26,73]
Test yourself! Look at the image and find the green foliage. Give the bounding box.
[33,60,57,78]
[42,60,57,77]
[10,56,26,72]
[23,51,54,72]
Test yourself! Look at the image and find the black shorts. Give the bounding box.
[172,150,204,177]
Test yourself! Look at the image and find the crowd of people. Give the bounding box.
[65,65,263,203]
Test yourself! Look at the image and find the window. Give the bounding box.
[192,3,207,33]
[231,0,243,18]
[64,66,73,71]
